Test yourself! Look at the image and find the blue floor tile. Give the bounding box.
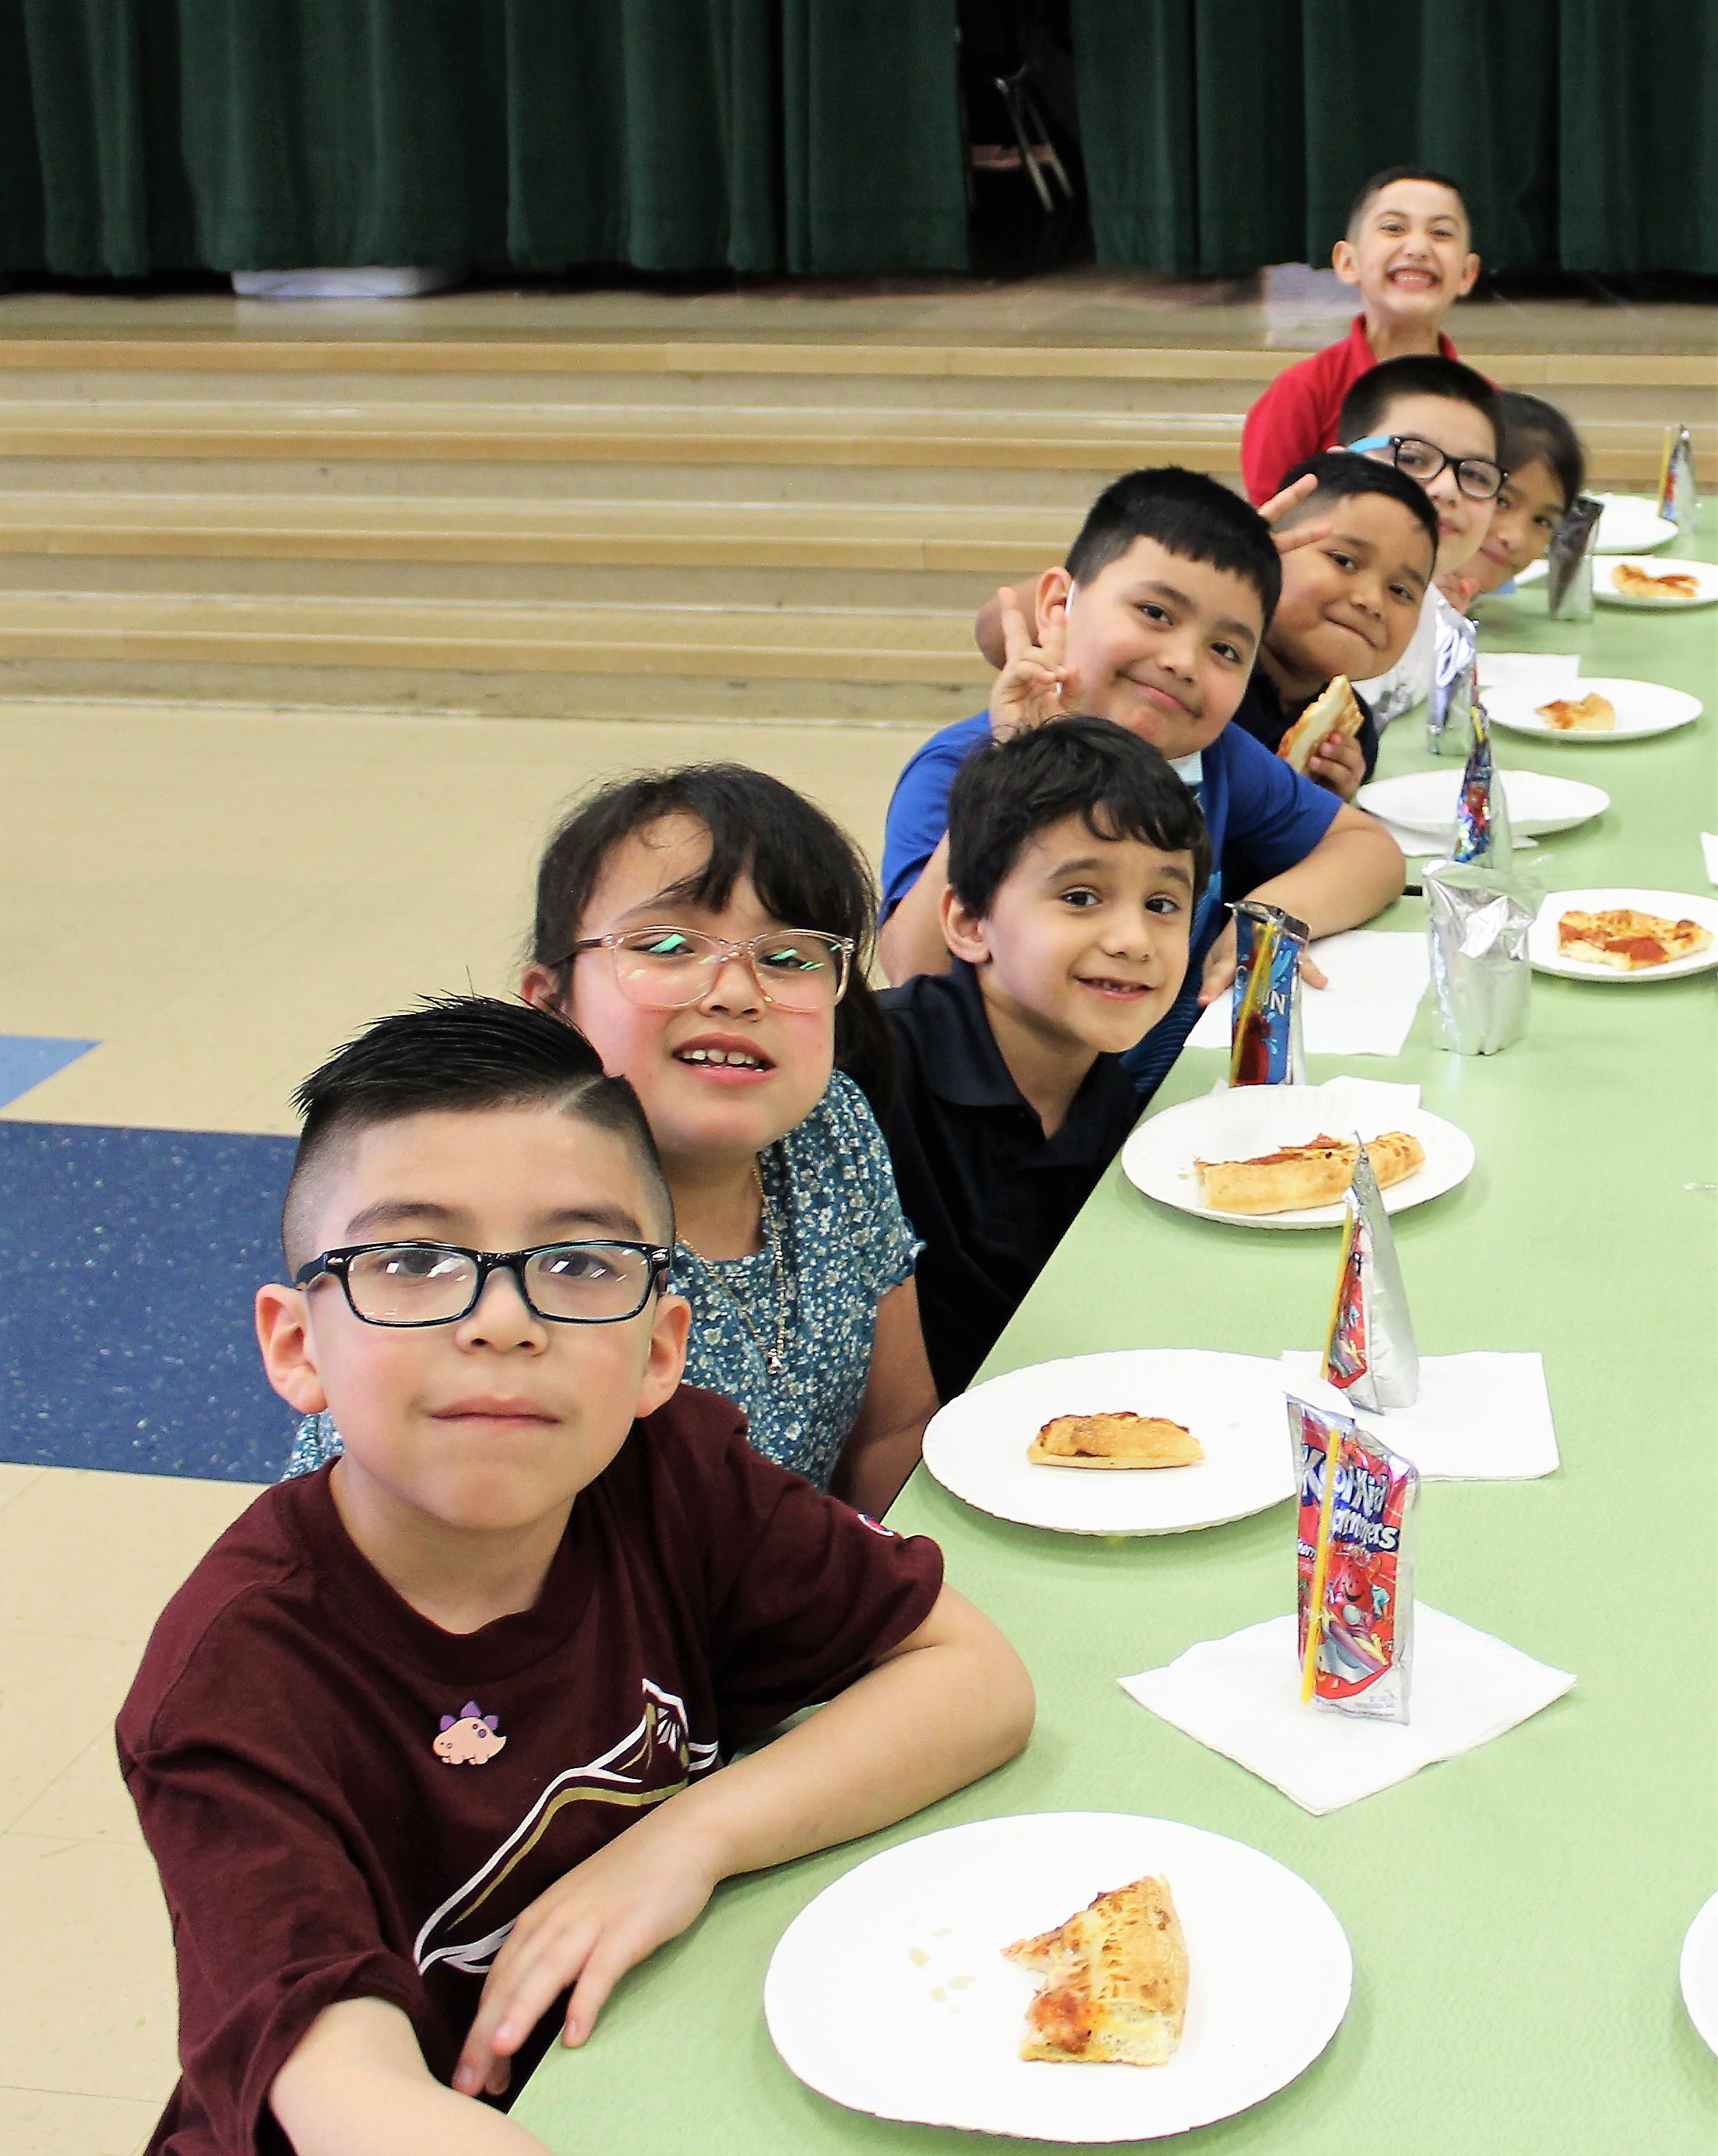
[0,1035,97,1108]
[1,1122,299,1481]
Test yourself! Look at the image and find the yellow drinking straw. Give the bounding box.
[1227,916,1276,1086]
[1300,1425,1341,1703]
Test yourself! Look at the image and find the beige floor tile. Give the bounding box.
[12,1729,143,1844]
[0,1467,263,1645]
[0,1834,178,2104]
[0,2084,161,2156]
[0,1634,143,1833]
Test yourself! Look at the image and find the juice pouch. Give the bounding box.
[1323,1139,1419,1411]
[1451,698,1514,867]
[1228,900,1308,1087]
[1658,424,1698,534]
[1291,1397,1417,1723]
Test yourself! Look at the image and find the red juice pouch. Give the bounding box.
[1291,1397,1417,1723]
[1228,900,1308,1087]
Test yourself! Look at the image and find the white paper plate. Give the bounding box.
[1485,676,1703,742]
[1121,1085,1474,1230]
[765,1813,1353,2143]
[1529,887,1718,982]
[1680,1892,1718,2057]
[1357,767,1609,837]
[1592,493,1678,554]
[922,1350,1295,1535]
[1595,556,1718,609]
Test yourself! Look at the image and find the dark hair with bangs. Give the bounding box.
[945,715,1211,922]
[1065,466,1280,629]
[281,995,672,1267]
[1496,390,1585,510]
[530,763,894,1116]
[1273,451,1439,566]
[1347,164,1470,234]
[1337,354,1501,456]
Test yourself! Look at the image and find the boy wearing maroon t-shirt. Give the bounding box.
[118,999,1032,2156]
[1240,166,1479,505]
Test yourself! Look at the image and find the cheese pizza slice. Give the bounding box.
[1556,907,1713,971]
[1536,691,1615,732]
[1195,1130,1424,1215]
[1028,1412,1204,1470]
[1612,561,1701,601]
[1005,1874,1187,2066]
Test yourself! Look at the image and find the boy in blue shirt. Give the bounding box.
[880,467,1404,1097]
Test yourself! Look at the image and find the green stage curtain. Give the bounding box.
[0,0,968,277]
[1073,0,1714,276]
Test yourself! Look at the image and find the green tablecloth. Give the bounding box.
[519,531,1718,2153]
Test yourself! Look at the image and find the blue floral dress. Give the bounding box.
[283,1072,920,1492]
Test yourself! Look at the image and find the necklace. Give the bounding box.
[678,1161,789,1377]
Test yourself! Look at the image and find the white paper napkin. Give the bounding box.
[1120,1606,1575,1815]
[1702,833,1718,886]
[1278,1353,1559,1481]
[1189,931,1433,1056]
[1375,816,1537,859]
[1476,651,1582,695]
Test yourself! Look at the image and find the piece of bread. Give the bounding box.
[1612,561,1701,601]
[1557,907,1713,971]
[1537,691,1615,732]
[1276,675,1364,772]
[1005,1875,1187,2066]
[1028,1412,1204,1470]
[1195,1129,1425,1215]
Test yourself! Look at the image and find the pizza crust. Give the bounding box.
[1276,675,1364,772]
[1195,1130,1424,1215]
[1028,1412,1204,1470]
[1612,561,1700,601]
[1556,907,1713,971]
[1006,1875,1188,2066]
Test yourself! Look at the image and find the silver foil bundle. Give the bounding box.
[1425,604,1479,756]
[1547,495,1604,619]
[1322,1140,1419,1411]
[1424,857,1536,1055]
[1450,698,1514,865]
[1659,425,1698,534]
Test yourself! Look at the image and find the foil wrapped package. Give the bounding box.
[1322,1140,1419,1411]
[1424,857,1537,1055]
[1547,495,1603,620]
[1425,606,1479,756]
[1292,1397,1417,1723]
[1658,425,1698,535]
[1450,697,1515,865]
[1228,900,1308,1086]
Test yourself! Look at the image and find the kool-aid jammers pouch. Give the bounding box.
[1229,900,1308,1086]
[1291,1397,1418,1722]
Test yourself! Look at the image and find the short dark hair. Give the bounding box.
[1065,466,1280,628]
[1337,355,1501,458]
[1347,164,1470,235]
[1273,451,1440,566]
[945,714,1212,922]
[1496,390,1585,509]
[282,996,672,1267]
[530,763,894,1118]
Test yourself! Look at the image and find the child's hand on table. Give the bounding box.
[1199,922,1329,1006]
[987,586,1076,738]
[452,1807,722,2098]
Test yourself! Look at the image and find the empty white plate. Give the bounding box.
[1529,888,1718,982]
[1681,1892,1718,2057]
[1592,493,1678,554]
[1485,677,1702,742]
[1596,556,1718,608]
[1358,767,1609,837]
[922,1349,1295,1535]
[1121,1084,1474,1230]
[764,1812,1353,2142]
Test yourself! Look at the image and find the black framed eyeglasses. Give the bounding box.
[554,925,854,1012]
[1347,432,1504,501]
[294,1240,673,1329]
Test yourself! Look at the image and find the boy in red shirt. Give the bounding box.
[118,997,1032,2155]
[1241,166,1479,505]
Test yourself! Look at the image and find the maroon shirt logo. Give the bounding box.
[434,1702,508,1767]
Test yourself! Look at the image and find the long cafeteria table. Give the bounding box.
[519,520,1718,2154]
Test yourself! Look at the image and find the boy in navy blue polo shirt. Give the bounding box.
[878,467,1405,1099]
[879,718,1210,1400]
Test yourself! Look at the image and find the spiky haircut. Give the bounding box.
[280,996,672,1269]
[1347,164,1470,236]
[1064,466,1280,628]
